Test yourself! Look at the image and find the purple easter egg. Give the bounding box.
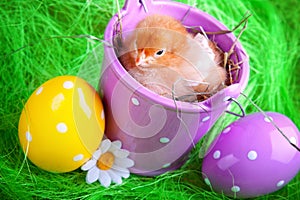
[202,112,300,198]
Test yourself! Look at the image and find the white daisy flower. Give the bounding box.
[81,139,134,187]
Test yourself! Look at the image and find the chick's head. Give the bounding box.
[134,28,189,68]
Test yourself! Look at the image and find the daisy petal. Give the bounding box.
[110,141,122,152]
[99,170,112,188]
[113,149,130,159]
[108,170,122,185]
[115,157,135,168]
[112,140,122,149]
[92,149,102,159]
[112,164,130,174]
[86,167,100,184]
[101,139,111,154]
[112,167,130,179]
[81,159,96,171]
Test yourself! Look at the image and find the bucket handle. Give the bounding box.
[224,97,246,118]
[123,0,152,13]
[123,0,173,13]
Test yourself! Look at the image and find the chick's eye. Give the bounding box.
[155,49,165,57]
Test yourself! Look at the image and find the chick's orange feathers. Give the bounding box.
[117,14,227,101]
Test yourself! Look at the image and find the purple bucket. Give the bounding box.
[100,0,249,176]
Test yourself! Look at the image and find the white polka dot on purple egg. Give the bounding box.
[264,116,273,123]
[204,178,211,186]
[247,150,258,161]
[231,185,240,193]
[213,150,221,159]
[276,180,285,187]
[222,127,231,134]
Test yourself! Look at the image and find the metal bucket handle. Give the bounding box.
[224,96,246,118]
[123,0,151,13]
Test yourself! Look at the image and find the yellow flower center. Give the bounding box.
[97,152,115,170]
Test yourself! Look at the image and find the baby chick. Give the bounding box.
[117,14,226,101]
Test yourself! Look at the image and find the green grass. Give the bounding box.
[1,0,299,199]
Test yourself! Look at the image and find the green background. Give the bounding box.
[1,0,299,199]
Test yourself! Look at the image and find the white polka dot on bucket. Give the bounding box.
[159,137,170,144]
[213,150,221,159]
[223,96,231,102]
[131,97,140,106]
[202,116,210,122]
[73,154,84,162]
[231,185,240,193]
[247,150,258,161]
[162,163,171,168]
[56,122,68,133]
[63,81,74,89]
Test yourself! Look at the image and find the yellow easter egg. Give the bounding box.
[18,76,105,173]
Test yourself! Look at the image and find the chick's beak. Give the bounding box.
[135,57,145,66]
[135,50,146,66]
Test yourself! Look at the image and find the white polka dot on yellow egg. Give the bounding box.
[63,81,74,89]
[73,154,84,162]
[36,87,43,95]
[18,76,105,173]
[26,131,32,142]
[56,122,68,133]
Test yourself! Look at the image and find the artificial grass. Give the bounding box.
[1,0,299,199]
